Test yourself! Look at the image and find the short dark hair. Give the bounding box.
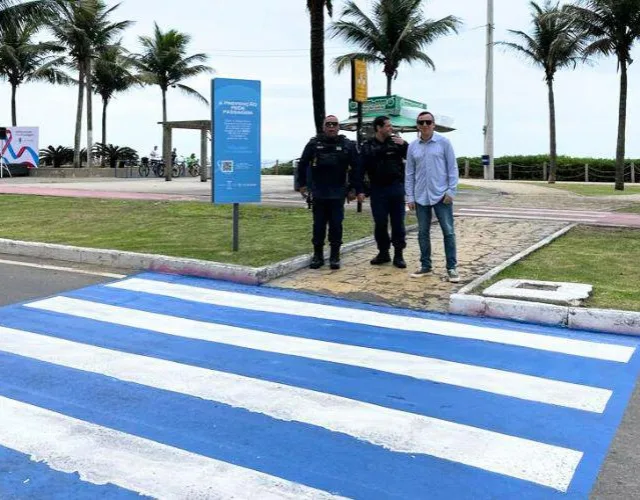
[417,111,435,123]
[373,115,390,131]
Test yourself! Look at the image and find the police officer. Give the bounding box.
[361,115,408,268]
[297,115,362,270]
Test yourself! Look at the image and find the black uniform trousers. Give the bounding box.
[370,185,406,252]
[312,198,345,247]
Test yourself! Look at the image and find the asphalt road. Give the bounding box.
[0,254,129,307]
[0,251,638,498]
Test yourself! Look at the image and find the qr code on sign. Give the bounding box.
[220,160,234,173]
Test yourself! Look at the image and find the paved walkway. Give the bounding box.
[270,217,568,312]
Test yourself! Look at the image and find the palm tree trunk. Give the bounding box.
[547,78,557,184]
[11,84,17,126]
[614,61,627,191]
[74,63,85,168]
[309,0,326,134]
[385,73,393,96]
[86,58,93,169]
[162,87,167,123]
[101,97,108,166]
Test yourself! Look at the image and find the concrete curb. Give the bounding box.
[0,229,385,285]
[450,222,640,336]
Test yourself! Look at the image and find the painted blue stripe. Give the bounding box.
[0,350,590,499]
[0,444,143,499]
[65,284,638,390]
[131,271,640,347]
[0,304,636,455]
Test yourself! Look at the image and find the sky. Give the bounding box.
[2,0,640,164]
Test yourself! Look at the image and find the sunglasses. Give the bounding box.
[417,120,433,126]
[325,122,339,127]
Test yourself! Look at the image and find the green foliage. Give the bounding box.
[93,143,138,168]
[262,160,295,175]
[39,145,73,167]
[457,154,640,182]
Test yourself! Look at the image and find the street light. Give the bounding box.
[483,0,495,180]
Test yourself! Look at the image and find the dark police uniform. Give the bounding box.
[361,136,408,266]
[297,133,361,269]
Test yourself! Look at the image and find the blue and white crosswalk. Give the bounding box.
[0,271,639,499]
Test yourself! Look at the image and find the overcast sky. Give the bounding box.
[2,0,639,164]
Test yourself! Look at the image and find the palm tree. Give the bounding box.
[307,0,332,134]
[92,42,140,153]
[330,0,461,96]
[0,0,55,28]
[135,23,213,124]
[0,22,71,125]
[499,1,586,184]
[48,0,132,168]
[564,0,640,191]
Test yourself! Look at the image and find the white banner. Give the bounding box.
[0,126,39,168]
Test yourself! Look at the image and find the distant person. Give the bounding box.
[405,111,460,282]
[171,147,177,165]
[297,115,362,270]
[361,115,408,269]
[149,145,159,160]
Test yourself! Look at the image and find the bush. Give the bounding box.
[457,155,640,182]
[262,160,295,175]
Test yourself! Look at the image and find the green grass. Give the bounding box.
[458,183,483,191]
[617,204,640,214]
[0,195,378,267]
[533,182,640,196]
[481,226,640,311]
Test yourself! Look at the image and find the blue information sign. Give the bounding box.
[211,78,261,203]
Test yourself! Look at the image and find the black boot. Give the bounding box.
[329,245,341,270]
[370,250,391,265]
[310,245,324,269]
[393,248,406,269]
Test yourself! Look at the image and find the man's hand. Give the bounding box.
[391,136,405,145]
[407,202,416,211]
[443,194,453,205]
[356,193,365,203]
[299,186,307,196]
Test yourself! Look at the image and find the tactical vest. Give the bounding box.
[363,138,405,187]
[309,135,351,193]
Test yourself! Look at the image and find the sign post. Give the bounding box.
[211,78,261,251]
[351,59,367,213]
[0,126,39,178]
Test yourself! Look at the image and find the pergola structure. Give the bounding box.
[159,120,210,182]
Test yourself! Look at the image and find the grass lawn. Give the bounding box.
[0,195,380,267]
[480,226,640,312]
[617,204,640,214]
[532,182,640,196]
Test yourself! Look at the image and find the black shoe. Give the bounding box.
[370,251,391,265]
[329,246,341,270]
[310,246,324,269]
[393,250,406,269]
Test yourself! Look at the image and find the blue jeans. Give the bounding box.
[415,200,457,270]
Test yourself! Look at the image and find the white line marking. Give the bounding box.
[457,212,598,223]
[26,296,612,413]
[0,258,126,279]
[106,278,636,363]
[0,327,582,491]
[0,396,343,499]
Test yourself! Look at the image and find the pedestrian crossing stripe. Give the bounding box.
[0,272,638,499]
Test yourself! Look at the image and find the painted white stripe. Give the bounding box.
[457,205,610,216]
[457,207,608,217]
[0,327,582,491]
[0,396,343,499]
[26,296,611,413]
[457,212,598,223]
[0,258,126,278]
[105,278,635,363]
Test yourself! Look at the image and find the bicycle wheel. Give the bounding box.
[138,165,150,177]
[172,166,179,178]
[189,164,200,176]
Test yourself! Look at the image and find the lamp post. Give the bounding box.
[483,0,495,180]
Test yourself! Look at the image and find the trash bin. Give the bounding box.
[292,158,301,191]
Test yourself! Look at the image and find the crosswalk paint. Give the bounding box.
[0,271,639,499]
[107,277,634,362]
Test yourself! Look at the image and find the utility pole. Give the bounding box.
[483,0,495,180]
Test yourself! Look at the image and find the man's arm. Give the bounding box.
[348,140,364,195]
[444,139,459,199]
[297,142,313,191]
[405,142,416,205]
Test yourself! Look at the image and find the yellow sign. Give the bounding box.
[352,59,368,103]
